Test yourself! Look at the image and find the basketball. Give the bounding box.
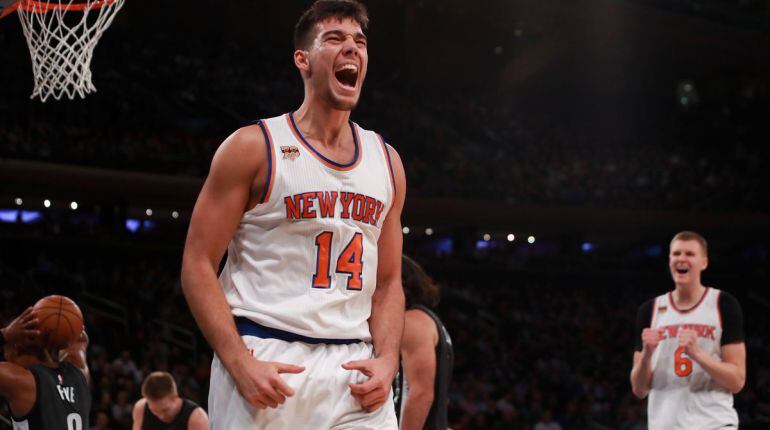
[33,295,84,350]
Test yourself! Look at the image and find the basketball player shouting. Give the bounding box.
[630,231,745,429]
[0,307,91,429]
[181,1,405,428]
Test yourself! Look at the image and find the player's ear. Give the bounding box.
[294,50,310,73]
[701,257,708,271]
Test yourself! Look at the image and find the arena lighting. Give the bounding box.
[145,208,153,216]
[507,234,515,242]
[483,233,491,241]
[582,242,594,252]
[69,201,78,210]
[425,227,434,236]
[402,226,410,234]
[43,199,51,208]
[528,235,535,244]
[172,211,179,219]
[14,198,23,206]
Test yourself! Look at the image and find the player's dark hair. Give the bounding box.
[141,371,177,400]
[671,230,708,257]
[402,255,440,309]
[294,0,369,50]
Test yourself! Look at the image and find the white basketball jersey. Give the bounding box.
[219,112,396,341]
[647,288,738,429]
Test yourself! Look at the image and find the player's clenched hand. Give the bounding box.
[228,354,304,409]
[342,356,397,412]
[0,307,40,346]
[678,328,703,360]
[641,327,664,356]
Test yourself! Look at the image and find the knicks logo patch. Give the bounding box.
[281,146,300,161]
[658,305,667,314]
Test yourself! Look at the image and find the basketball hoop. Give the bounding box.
[12,0,125,102]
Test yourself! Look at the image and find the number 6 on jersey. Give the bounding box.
[313,231,364,290]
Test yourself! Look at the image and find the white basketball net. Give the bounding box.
[16,0,125,102]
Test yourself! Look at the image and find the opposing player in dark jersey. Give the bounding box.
[0,306,91,430]
[394,256,453,430]
[131,371,208,430]
[630,231,746,429]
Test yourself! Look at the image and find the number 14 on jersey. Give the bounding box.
[313,231,364,290]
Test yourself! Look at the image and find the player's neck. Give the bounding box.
[672,282,706,307]
[293,100,351,149]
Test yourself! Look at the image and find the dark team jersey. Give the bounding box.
[394,305,453,430]
[11,362,91,430]
[142,399,199,430]
[634,289,744,351]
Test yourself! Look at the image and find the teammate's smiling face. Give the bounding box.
[669,239,708,285]
[297,17,368,111]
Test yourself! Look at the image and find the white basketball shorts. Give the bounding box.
[208,335,397,429]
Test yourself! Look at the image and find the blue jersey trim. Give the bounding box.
[256,119,273,204]
[288,111,360,168]
[235,317,363,345]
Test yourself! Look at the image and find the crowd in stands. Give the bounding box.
[1,30,769,212]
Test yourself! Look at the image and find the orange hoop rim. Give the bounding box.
[16,0,119,12]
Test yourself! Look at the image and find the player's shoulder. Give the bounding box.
[132,397,147,413]
[405,308,439,344]
[637,297,656,314]
[210,121,272,173]
[714,288,741,309]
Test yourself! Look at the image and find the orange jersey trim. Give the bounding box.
[285,112,362,171]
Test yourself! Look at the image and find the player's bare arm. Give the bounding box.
[59,329,90,383]
[343,144,406,412]
[187,407,209,430]
[0,309,38,416]
[131,398,146,430]
[630,327,663,399]
[400,309,438,430]
[181,126,304,410]
[678,329,746,393]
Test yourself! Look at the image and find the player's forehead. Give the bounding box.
[314,17,365,39]
[669,239,703,254]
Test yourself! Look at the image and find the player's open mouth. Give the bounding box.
[675,267,689,274]
[334,63,358,89]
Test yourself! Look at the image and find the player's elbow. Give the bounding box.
[629,377,649,399]
[728,373,746,394]
[631,386,649,399]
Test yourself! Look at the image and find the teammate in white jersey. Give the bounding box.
[180,1,406,428]
[630,231,745,430]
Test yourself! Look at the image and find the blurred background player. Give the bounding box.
[395,255,453,430]
[131,371,208,430]
[0,307,90,429]
[630,231,746,429]
[180,0,406,428]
